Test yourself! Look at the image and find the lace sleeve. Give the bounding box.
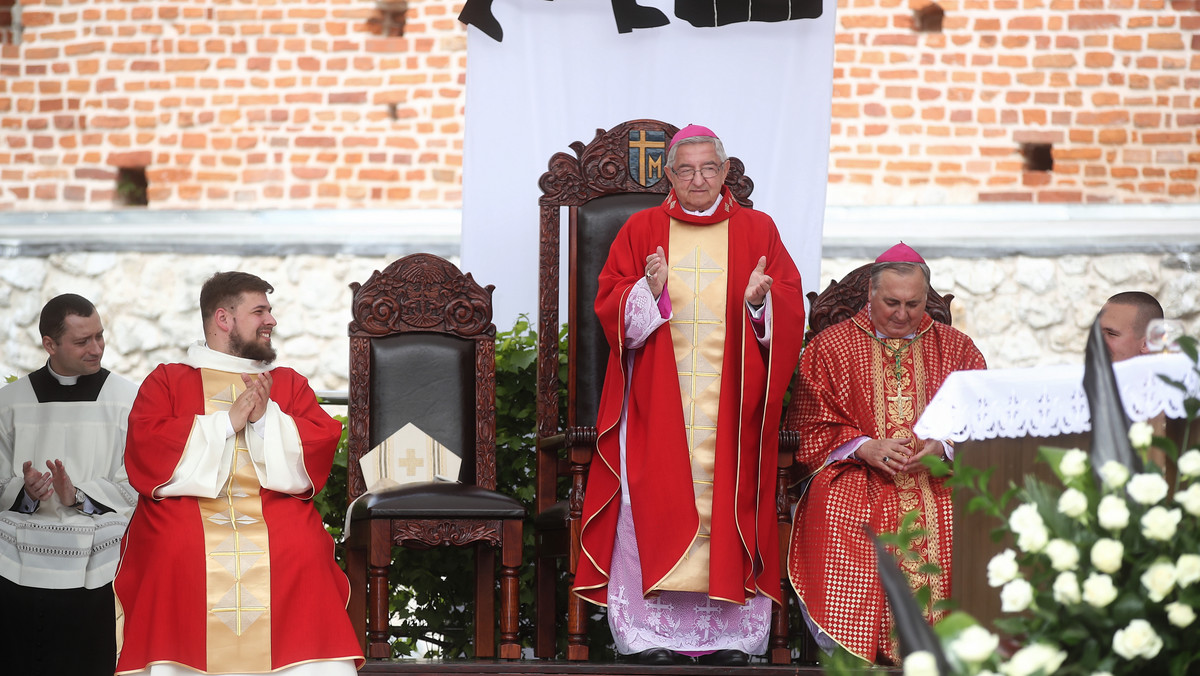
[625,278,670,350]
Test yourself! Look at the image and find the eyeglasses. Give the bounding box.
[670,162,725,180]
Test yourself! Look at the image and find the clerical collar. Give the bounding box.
[682,195,723,218]
[46,360,80,386]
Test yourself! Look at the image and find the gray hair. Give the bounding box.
[666,135,728,168]
[870,262,931,291]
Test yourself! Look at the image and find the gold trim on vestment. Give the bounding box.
[199,369,273,673]
[652,217,729,594]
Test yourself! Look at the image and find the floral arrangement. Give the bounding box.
[914,336,1200,676]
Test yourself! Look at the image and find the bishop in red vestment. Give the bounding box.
[573,126,805,665]
[787,245,986,665]
[114,272,363,676]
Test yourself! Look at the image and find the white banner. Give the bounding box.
[461,0,837,328]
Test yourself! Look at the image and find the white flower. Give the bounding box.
[1177,554,1200,587]
[1091,538,1125,574]
[1001,578,1034,612]
[1059,448,1089,477]
[950,625,1000,665]
[903,650,938,676]
[1009,503,1044,534]
[1091,672,1115,676]
[1127,473,1169,505]
[1166,602,1196,628]
[1099,461,1130,490]
[1127,421,1154,449]
[1098,494,1131,531]
[1141,506,1182,541]
[1016,523,1049,553]
[1112,618,1163,660]
[1082,572,1119,608]
[987,549,1020,588]
[1179,450,1200,478]
[1000,643,1066,676]
[1177,483,1200,517]
[1045,538,1080,571]
[1141,560,1178,602]
[1052,571,1081,605]
[1057,487,1088,518]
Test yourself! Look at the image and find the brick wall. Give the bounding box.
[0,0,466,210]
[827,0,1199,205]
[1,0,1196,211]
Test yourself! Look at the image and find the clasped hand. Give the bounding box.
[860,437,943,477]
[228,371,273,432]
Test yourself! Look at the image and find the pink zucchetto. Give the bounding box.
[669,124,719,148]
[875,242,926,264]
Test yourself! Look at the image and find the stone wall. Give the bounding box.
[2,250,1196,389]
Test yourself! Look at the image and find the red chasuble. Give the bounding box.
[114,363,362,674]
[787,306,985,664]
[574,187,805,608]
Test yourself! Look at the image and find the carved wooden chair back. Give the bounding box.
[343,253,524,660]
[534,119,756,660]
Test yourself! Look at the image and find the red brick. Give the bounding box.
[1069,14,1121,29]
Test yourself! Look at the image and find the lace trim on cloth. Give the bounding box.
[624,278,669,350]
[606,501,771,655]
[914,353,1199,441]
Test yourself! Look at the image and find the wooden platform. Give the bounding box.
[357,660,887,675]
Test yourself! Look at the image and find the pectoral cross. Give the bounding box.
[888,393,912,408]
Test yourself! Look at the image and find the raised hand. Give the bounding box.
[22,460,53,502]
[644,245,668,298]
[45,459,77,504]
[744,255,772,306]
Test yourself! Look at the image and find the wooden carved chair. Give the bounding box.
[533,119,799,661]
[778,261,955,663]
[343,253,524,660]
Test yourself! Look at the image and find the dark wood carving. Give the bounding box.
[804,263,955,344]
[391,520,503,549]
[350,253,495,339]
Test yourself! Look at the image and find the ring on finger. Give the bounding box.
[882,456,890,463]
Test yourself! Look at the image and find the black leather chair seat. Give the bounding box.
[532,499,569,531]
[351,482,525,520]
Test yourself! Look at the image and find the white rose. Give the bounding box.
[1001,578,1035,612]
[1058,487,1088,519]
[1082,572,1119,608]
[1009,503,1045,535]
[1091,538,1125,574]
[1052,571,1081,605]
[1100,461,1130,490]
[1127,473,1169,505]
[1059,448,1089,477]
[1177,483,1200,517]
[987,548,1020,588]
[1000,643,1066,676]
[1112,618,1163,660]
[1179,450,1200,478]
[1045,538,1080,571]
[1177,554,1200,587]
[1016,522,1049,553]
[903,650,938,676]
[1141,560,1177,602]
[1141,506,1182,541]
[1166,602,1196,628]
[950,625,1000,665]
[1127,421,1154,449]
[1098,495,1131,531]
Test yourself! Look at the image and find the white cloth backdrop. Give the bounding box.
[461,0,837,328]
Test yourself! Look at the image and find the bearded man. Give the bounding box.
[114,271,363,676]
[573,125,806,666]
[787,243,986,665]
